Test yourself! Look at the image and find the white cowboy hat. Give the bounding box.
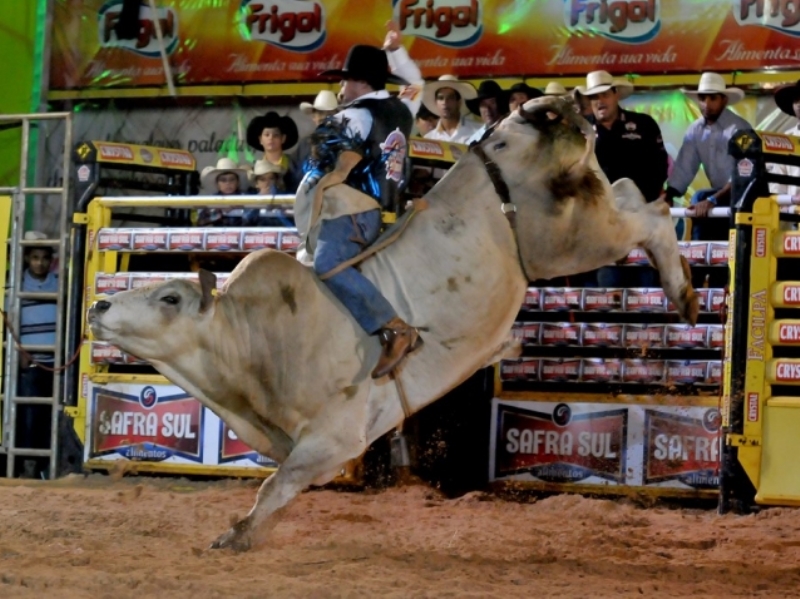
[544,81,568,96]
[575,70,633,100]
[422,75,478,117]
[200,157,249,193]
[24,230,48,241]
[300,90,339,114]
[682,72,744,105]
[248,159,287,183]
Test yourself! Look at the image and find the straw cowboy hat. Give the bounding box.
[24,230,48,241]
[576,70,633,99]
[544,81,569,96]
[200,157,249,193]
[320,44,409,87]
[248,159,287,183]
[465,80,508,116]
[246,112,299,151]
[300,90,339,114]
[682,72,744,104]
[422,75,477,117]
[774,80,800,116]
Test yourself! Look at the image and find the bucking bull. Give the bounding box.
[88,96,698,551]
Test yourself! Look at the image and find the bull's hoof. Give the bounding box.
[209,522,253,552]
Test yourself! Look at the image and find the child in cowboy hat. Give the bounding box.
[250,160,293,227]
[296,90,340,172]
[196,157,255,227]
[664,72,751,241]
[422,75,480,143]
[246,111,301,193]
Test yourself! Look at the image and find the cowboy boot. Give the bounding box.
[371,317,424,379]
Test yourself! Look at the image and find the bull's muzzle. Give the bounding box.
[87,300,111,323]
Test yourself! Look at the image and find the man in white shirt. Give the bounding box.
[298,22,425,379]
[422,75,480,144]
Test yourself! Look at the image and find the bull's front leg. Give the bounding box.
[210,431,365,552]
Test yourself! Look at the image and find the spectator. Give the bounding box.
[17,231,58,478]
[250,160,293,227]
[664,72,750,241]
[578,70,669,287]
[296,90,339,172]
[422,75,480,143]
[196,157,255,227]
[544,82,568,96]
[246,111,301,192]
[507,81,543,112]
[769,80,800,201]
[414,104,439,136]
[465,80,508,144]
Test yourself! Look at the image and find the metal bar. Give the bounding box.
[11,396,57,406]
[0,112,71,121]
[7,448,54,458]
[0,187,20,193]
[19,238,61,247]
[96,194,297,206]
[20,187,64,195]
[18,344,57,352]
[18,291,59,300]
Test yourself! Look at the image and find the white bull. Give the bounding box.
[88,97,697,551]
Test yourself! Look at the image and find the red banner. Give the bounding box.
[51,0,800,92]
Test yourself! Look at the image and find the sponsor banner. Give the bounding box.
[167,229,206,251]
[205,229,244,251]
[218,421,278,468]
[621,359,665,384]
[541,287,583,312]
[664,324,709,349]
[510,322,541,345]
[97,228,132,251]
[242,228,281,251]
[74,141,196,171]
[95,272,131,296]
[623,324,665,349]
[642,407,720,490]
[707,324,725,349]
[521,287,541,311]
[624,247,651,265]
[769,359,800,384]
[624,288,666,312]
[409,139,467,163]
[776,231,800,257]
[499,358,540,382]
[539,358,582,383]
[772,281,800,307]
[540,322,583,346]
[582,288,624,312]
[707,242,729,265]
[491,401,628,485]
[770,320,800,346]
[89,383,204,463]
[581,323,623,348]
[665,360,710,385]
[679,242,710,266]
[581,358,621,383]
[278,229,301,251]
[90,342,144,365]
[132,228,169,251]
[52,0,800,90]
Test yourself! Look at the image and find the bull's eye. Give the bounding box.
[492,141,507,152]
[160,295,180,305]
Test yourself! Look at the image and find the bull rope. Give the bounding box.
[318,198,429,281]
[0,307,85,373]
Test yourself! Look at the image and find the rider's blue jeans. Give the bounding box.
[313,210,397,334]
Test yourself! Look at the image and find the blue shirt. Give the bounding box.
[20,269,58,363]
[668,108,752,195]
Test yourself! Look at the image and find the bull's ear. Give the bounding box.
[198,269,217,313]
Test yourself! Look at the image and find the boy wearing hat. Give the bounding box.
[196,157,255,227]
[299,21,425,379]
[664,72,751,241]
[296,90,340,172]
[422,75,480,143]
[246,111,301,193]
[465,80,508,145]
[769,80,800,201]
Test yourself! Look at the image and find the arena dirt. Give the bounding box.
[0,475,799,598]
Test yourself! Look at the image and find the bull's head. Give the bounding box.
[87,270,217,361]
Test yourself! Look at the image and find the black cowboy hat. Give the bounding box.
[465,80,508,115]
[508,82,544,100]
[246,112,299,151]
[775,80,800,116]
[320,45,409,87]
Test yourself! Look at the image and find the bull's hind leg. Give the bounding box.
[628,200,699,324]
[210,432,365,552]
